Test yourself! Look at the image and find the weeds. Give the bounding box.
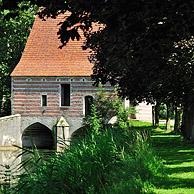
[8,126,163,194]
[1,94,163,194]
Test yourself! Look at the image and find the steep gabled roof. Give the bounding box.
[11,14,93,77]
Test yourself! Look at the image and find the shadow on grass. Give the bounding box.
[150,129,194,191]
[153,176,194,189]
[129,121,194,191]
[151,135,194,165]
[166,166,194,175]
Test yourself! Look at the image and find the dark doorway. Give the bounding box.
[22,122,55,149]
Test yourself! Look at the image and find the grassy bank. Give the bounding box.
[151,129,194,194]
[3,119,194,194]
[0,120,163,194]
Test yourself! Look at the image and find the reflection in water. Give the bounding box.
[0,149,21,183]
[0,149,54,183]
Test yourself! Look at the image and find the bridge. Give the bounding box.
[0,102,152,150]
[0,114,70,150]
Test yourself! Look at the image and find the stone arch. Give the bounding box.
[71,125,88,141]
[22,122,55,149]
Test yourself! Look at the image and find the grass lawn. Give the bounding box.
[151,128,194,194]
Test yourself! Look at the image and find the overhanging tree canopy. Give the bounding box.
[2,0,194,139]
[0,1,35,115]
[3,0,194,103]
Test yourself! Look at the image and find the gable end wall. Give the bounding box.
[11,76,113,134]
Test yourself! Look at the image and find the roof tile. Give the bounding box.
[11,13,93,77]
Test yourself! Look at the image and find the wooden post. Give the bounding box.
[174,106,182,132]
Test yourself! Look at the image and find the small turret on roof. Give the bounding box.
[11,13,93,77]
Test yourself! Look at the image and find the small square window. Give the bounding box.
[42,95,47,107]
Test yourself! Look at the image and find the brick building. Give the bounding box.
[10,14,152,149]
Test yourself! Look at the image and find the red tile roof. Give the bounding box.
[11,14,93,77]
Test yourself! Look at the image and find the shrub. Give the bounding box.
[5,95,163,194]
[9,125,163,194]
[84,89,136,129]
[104,178,154,194]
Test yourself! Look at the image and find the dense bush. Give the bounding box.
[2,94,163,194]
[9,127,162,194]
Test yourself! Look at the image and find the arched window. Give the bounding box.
[84,96,93,116]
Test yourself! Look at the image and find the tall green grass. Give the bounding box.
[5,125,163,194]
[1,93,163,194]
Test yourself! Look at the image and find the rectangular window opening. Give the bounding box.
[42,95,47,107]
[61,84,70,106]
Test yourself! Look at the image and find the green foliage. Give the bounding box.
[0,1,36,116]
[105,178,154,194]
[3,0,194,107]
[76,90,136,142]
[152,129,194,194]
[2,0,194,138]
[35,0,194,106]
[85,105,101,134]
[1,96,161,194]
[85,89,136,128]
[159,104,174,119]
[6,123,163,194]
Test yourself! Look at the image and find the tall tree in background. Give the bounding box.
[1,1,194,140]
[0,1,36,115]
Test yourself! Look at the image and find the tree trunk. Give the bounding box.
[174,106,182,132]
[181,94,194,142]
[154,102,160,127]
[0,93,3,117]
[152,106,155,127]
[166,103,171,130]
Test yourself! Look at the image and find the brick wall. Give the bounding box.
[12,76,113,119]
[12,76,153,133]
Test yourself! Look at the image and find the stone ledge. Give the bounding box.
[0,114,21,121]
[0,146,19,151]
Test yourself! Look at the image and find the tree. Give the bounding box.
[0,1,35,115]
[2,1,194,140]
